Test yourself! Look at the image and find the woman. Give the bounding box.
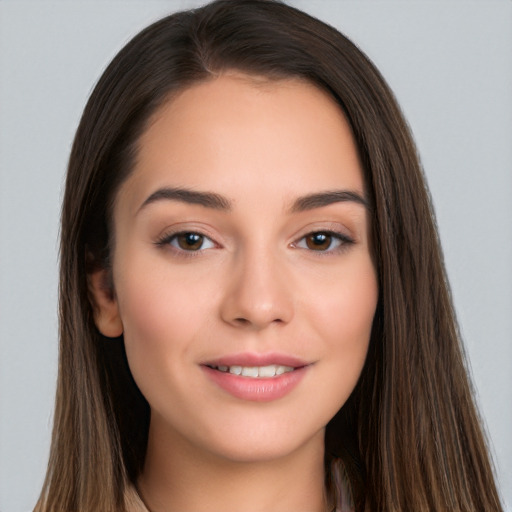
[34,1,503,510]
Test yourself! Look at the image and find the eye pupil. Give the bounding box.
[306,232,331,251]
[178,233,203,250]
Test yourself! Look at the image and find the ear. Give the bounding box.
[87,268,124,338]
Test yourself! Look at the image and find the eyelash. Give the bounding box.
[154,229,354,256]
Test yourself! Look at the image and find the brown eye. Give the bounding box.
[171,232,214,251]
[305,232,332,251]
[294,231,352,253]
[177,233,203,250]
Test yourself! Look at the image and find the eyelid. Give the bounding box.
[291,221,353,240]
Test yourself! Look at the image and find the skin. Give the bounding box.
[90,73,378,512]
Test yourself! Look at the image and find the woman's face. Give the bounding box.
[93,73,378,462]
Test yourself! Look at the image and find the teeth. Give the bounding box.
[213,364,295,378]
[259,365,277,377]
[241,367,259,377]
[276,365,288,375]
[229,365,242,375]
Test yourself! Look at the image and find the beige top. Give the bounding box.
[124,466,355,512]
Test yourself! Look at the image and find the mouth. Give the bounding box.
[205,364,296,378]
[200,353,311,402]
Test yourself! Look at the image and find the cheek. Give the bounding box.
[313,260,377,341]
[113,257,217,392]
[116,252,214,338]
[309,260,377,394]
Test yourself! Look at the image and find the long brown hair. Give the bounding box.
[35,1,503,510]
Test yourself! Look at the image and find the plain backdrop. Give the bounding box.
[0,1,511,511]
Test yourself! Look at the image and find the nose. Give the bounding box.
[219,248,294,330]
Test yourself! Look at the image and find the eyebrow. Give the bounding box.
[138,186,369,214]
[139,187,232,212]
[290,190,369,212]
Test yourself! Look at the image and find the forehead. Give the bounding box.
[118,73,364,213]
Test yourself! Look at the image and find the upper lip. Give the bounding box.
[202,352,310,368]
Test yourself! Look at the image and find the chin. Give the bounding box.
[199,421,326,464]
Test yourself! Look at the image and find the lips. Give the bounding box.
[200,352,311,402]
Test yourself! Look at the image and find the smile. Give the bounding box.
[201,354,310,402]
[207,364,295,378]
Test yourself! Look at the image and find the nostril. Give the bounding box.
[233,316,285,327]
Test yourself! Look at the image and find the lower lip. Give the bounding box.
[201,365,309,402]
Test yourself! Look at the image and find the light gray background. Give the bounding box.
[1,1,511,511]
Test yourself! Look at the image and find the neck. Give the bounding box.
[137,417,328,512]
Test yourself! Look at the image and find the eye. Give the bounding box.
[160,232,216,252]
[294,231,352,252]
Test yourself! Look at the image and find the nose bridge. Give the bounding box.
[220,239,294,329]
